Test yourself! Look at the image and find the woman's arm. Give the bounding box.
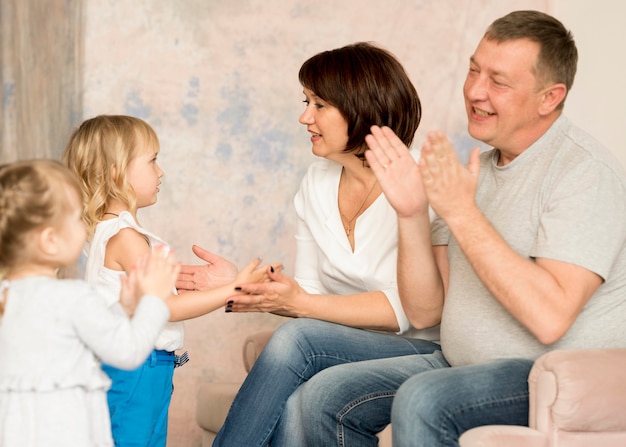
[228,269,400,332]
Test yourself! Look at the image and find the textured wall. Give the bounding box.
[80,1,549,445]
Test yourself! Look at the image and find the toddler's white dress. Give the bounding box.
[0,277,169,447]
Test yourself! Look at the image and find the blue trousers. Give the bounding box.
[390,356,533,446]
[102,350,176,447]
[213,318,441,447]
[272,350,532,446]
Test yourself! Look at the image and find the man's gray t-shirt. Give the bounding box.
[433,115,626,367]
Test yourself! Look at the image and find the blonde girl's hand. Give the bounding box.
[234,257,283,284]
[134,246,180,301]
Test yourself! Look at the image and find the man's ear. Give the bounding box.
[539,83,567,116]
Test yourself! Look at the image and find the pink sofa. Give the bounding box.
[459,348,626,447]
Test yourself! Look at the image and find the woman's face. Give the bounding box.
[299,87,349,160]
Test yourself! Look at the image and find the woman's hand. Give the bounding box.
[227,268,305,317]
[365,125,429,218]
[176,245,238,293]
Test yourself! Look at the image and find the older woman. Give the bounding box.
[185,42,440,447]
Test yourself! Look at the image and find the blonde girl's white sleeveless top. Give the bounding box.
[84,211,184,351]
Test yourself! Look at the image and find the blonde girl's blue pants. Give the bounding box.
[102,350,176,447]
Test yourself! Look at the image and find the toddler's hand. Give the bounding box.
[134,246,180,301]
[119,271,139,317]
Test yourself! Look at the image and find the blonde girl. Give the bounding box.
[0,159,177,447]
[63,115,274,447]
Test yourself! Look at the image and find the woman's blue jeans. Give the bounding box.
[212,318,440,447]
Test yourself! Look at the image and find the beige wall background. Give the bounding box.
[2,1,624,446]
[553,0,626,168]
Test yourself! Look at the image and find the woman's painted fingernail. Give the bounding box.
[234,286,242,291]
[270,266,275,273]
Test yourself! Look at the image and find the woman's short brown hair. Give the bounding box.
[299,42,422,160]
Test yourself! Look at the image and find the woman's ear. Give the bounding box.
[538,83,567,116]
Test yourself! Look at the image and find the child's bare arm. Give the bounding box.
[164,257,281,321]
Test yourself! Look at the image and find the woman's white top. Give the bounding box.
[85,211,184,351]
[294,158,439,340]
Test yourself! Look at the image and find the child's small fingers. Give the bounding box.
[135,253,148,272]
[171,262,182,280]
[243,256,263,272]
[269,262,284,273]
[165,249,177,264]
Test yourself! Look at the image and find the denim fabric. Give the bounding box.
[212,318,440,447]
[271,353,532,447]
[391,358,533,447]
[272,350,450,446]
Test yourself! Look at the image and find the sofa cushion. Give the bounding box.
[196,382,240,433]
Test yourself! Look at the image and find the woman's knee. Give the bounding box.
[260,318,329,365]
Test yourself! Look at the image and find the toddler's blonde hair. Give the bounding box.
[62,115,160,239]
[0,159,82,313]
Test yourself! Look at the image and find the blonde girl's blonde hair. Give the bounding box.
[0,159,83,313]
[62,115,160,239]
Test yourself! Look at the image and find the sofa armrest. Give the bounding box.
[242,330,275,372]
[196,382,241,433]
[459,425,548,447]
[528,348,626,432]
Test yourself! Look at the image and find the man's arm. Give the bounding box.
[448,204,602,344]
[419,131,602,344]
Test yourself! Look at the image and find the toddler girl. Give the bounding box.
[63,115,275,447]
[0,159,178,447]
